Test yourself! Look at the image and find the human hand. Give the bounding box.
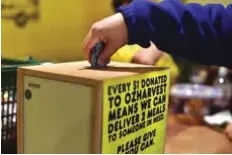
[132,42,163,65]
[84,13,128,65]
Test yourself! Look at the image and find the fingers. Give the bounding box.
[84,31,100,62]
[84,14,126,65]
[98,43,117,65]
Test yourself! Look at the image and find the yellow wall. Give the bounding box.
[2,0,113,62]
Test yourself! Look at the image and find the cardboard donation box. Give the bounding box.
[17,61,170,154]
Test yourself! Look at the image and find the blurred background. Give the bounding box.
[1,0,232,154]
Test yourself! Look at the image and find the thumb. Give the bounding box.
[98,43,118,65]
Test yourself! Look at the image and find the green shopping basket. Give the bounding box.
[1,57,41,154]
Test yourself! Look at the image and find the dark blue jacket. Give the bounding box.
[118,0,232,68]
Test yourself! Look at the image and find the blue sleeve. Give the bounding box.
[118,0,232,68]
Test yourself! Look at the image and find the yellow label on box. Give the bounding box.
[102,70,170,154]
